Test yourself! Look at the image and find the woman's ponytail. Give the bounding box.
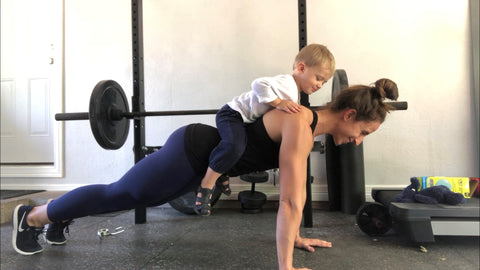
[374,78,398,101]
[326,78,399,123]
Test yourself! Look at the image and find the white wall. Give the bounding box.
[2,0,478,201]
[307,0,478,188]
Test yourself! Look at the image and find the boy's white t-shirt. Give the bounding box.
[227,74,299,123]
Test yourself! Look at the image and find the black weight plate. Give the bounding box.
[168,184,222,215]
[238,191,267,208]
[240,171,269,183]
[89,80,130,150]
[356,202,392,236]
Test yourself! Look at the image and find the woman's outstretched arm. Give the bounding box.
[276,116,312,270]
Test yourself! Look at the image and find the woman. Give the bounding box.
[12,78,398,270]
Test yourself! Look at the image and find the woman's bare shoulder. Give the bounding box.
[265,106,312,122]
[263,107,314,142]
[279,107,313,126]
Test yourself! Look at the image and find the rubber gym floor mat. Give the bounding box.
[2,207,478,269]
[0,190,45,200]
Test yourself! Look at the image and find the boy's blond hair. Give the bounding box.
[293,44,335,73]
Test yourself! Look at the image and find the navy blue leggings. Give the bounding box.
[47,126,202,222]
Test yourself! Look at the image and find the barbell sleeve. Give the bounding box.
[55,112,90,121]
[388,101,408,110]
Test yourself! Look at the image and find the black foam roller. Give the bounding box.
[325,69,365,214]
[326,134,341,211]
[338,142,366,214]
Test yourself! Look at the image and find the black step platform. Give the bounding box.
[372,189,480,243]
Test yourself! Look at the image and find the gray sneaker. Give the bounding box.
[12,204,44,255]
[44,199,72,245]
[45,220,72,245]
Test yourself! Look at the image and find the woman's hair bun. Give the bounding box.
[374,78,398,101]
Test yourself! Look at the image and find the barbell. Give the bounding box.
[55,80,218,149]
[55,80,408,150]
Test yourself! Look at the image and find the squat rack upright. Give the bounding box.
[130,0,314,227]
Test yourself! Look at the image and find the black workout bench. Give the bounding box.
[357,189,480,242]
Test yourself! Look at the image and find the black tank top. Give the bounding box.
[184,109,318,176]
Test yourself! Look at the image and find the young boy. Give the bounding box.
[194,44,335,216]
